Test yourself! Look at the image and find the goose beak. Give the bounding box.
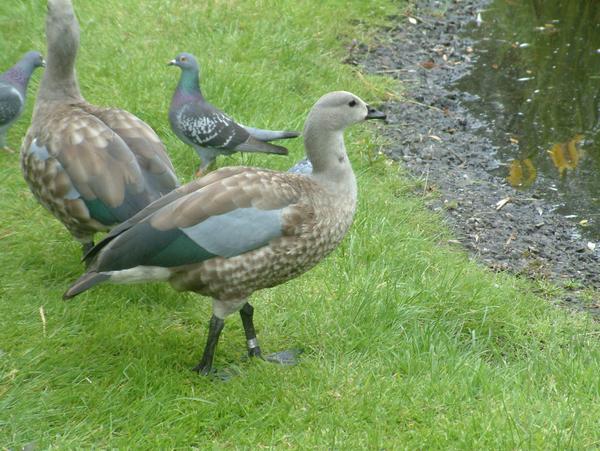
[365,105,386,120]
[167,59,177,67]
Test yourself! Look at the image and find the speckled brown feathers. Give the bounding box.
[21,0,178,248]
[21,102,178,242]
[151,169,301,230]
[162,167,354,300]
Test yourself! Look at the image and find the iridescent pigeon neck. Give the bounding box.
[177,68,203,98]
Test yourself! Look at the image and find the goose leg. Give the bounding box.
[240,302,262,358]
[239,302,301,366]
[193,314,225,375]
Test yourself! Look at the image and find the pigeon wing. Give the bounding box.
[175,100,250,150]
[0,83,23,126]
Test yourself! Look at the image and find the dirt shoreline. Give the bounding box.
[354,0,600,315]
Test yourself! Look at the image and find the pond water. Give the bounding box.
[455,0,600,236]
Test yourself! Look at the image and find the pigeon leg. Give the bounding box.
[193,314,225,375]
[195,158,216,178]
[239,302,301,366]
[195,165,205,178]
[239,302,263,358]
[194,147,218,177]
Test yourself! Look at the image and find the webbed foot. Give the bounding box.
[191,364,233,381]
[265,349,302,366]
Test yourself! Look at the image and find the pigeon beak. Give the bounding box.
[41,59,47,68]
[365,105,386,120]
[167,59,177,66]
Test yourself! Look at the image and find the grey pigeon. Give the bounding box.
[0,51,45,151]
[64,91,386,375]
[168,52,299,175]
[20,0,179,255]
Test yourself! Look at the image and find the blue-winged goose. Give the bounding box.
[64,91,386,375]
[20,0,179,255]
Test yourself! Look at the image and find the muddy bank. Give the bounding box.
[353,0,600,315]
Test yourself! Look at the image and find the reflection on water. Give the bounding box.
[456,0,600,235]
[507,158,537,188]
[547,134,584,176]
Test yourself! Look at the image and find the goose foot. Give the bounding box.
[239,303,301,366]
[191,365,232,381]
[265,349,302,366]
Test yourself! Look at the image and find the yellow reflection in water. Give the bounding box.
[507,158,537,188]
[548,134,584,176]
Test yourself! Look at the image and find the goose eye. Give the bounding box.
[348,100,357,107]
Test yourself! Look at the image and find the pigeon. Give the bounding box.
[64,91,386,375]
[0,51,45,152]
[20,0,179,255]
[168,52,299,175]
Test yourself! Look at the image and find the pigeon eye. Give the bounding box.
[348,100,357,107]
[180,56,188,62]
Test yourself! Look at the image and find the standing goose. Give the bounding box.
[168,52,298,176]
[65,91,386,375]
[20,0,179,255]
[0,51,45,152]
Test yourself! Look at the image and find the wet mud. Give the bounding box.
[354,0,600,315]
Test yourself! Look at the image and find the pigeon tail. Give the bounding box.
[63,271,110,300]
[243,125,300,142]
[237,137,289,155]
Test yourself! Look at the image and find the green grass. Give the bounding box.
[1,0,600,448]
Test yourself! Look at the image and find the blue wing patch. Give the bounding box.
[181,207,284,258]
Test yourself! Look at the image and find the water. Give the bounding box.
[455,0,600,236]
